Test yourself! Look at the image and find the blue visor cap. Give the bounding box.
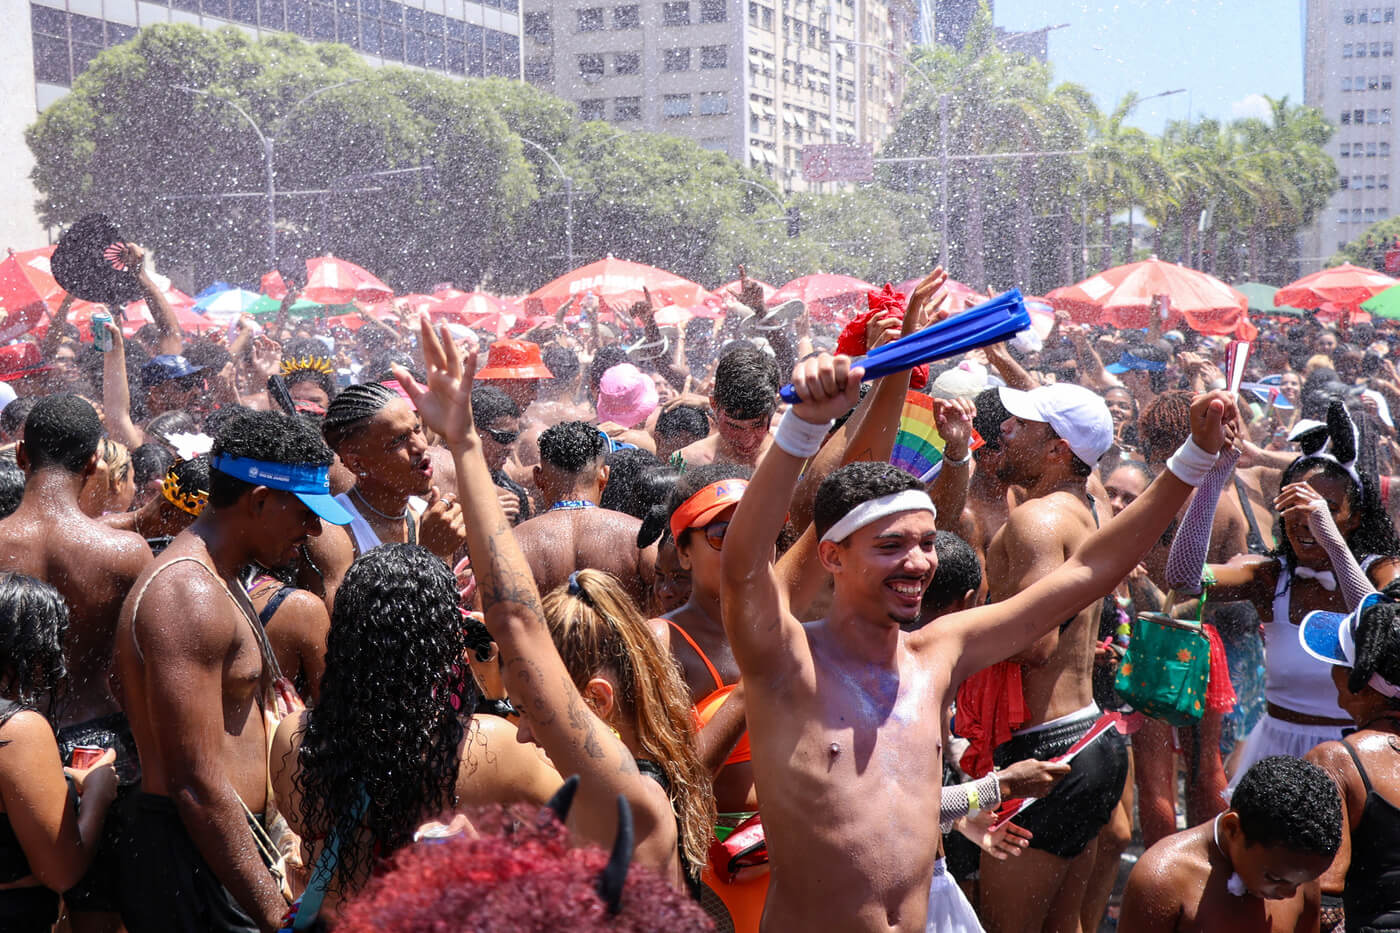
[210,454,352,525]
[1105,351,1168,375]
[1298,592,1383,666]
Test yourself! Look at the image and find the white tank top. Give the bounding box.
[1264,556,1379,719]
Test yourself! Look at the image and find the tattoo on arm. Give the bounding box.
[566,689,606,760]
[506,656,557,726]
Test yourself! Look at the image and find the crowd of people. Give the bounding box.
[0,247,1399,933]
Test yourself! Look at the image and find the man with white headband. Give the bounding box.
[720,352,1235,933]
[978,382,1127,933]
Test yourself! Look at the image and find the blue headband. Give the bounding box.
[209,454,352,525]
[1109,351,1167,373]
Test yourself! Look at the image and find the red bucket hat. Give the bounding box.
[476,339,553,380]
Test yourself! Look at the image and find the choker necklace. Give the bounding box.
[350,485,409,521]
[550,500,596,512]
[1213,814,1248,897]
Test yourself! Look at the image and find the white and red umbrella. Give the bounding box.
[525,256,713,318]
[303,255,394,305]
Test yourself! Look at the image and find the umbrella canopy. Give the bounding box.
[1275,263,1397,318]
[0,249,58,341]
[1361,283,1400,320]
[892,276,985,315]
[303,255,394,305]
[1236,281,1306,318]
[1047,258,1255,338]
[525,256,713,317]
[768,273,878,324]
[194,287,263,320]
[260,270,289,300]
[433,293,517,336]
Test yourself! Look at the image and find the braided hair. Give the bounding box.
[322,382,397,452]
[1354,580,1400,705]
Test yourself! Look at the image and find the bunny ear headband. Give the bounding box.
[1294,399,1362,488]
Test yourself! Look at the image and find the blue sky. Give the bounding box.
[995,1,1305,133]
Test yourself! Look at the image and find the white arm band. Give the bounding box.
[1165,436,1220,487]
[773,408,832,458]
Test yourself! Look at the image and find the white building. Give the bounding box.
[521,0,917,192]
[2,0,525,251]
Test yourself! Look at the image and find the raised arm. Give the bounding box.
[394,319,673,864]
[723,354,863,676]
[121,244,184,356]
[41,294,76,361]
[943,391,1236,687]
[100,320,145,448]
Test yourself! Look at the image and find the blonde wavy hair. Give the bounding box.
[541,569,715,877]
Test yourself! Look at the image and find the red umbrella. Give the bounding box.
[303,255,393,305]
[260,270,289,300]
[525,256,713,317]
[433,292,517,337]
[768,273,878,324]
[1047,257,1255,339]
[0,249,56,340]
[1275,263,1398,320]
[892,276,984,314]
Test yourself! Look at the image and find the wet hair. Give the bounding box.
[1272,456,1400,571]
[639,461,752,549]
[597,448,661,517]
[0,573,69,715]
[167,455,211,503]
[813,461,924,541]
[1122,342,1169,392]
[280,338,338,402]
[538,421,607,474]
[541,345,581,390]
[0,398,36,440]
[1352,579,1400,705]
[462,615,495,663]
[294,544,473,895]
[608,462,677,523]
[918,531,982,621]
[183,341,231,375]
[1137,390,1193,464]
[22,395,102,474]
[972,387,1009,448]
[321,382,398,452]
[0,453,23,519]
[145,410,199,448]
[588,346,629,398]
[712,345,780,420]
[470,385,520,426]
[1231,756,1342,858]
[364,350,422,385]
[131,443,174,489]
[654,405,709,445]
[335,812,713,933]
[209,409,333,508]
[541,570,715,878]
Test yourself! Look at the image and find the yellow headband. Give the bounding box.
[280,355,334,378]
[161,468,208,517]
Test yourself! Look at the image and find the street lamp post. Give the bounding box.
[175,80,361,271]
[519,137,574,269]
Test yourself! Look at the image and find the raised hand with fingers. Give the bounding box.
[1188,390,1237,455]
[787,353,865,426]
[959,809,1033,861]
[931,397,976,460]
[393,317,478,450]
[418,486,468,560]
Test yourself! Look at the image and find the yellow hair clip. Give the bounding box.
[280,355,334,377]
[161,470,208,517]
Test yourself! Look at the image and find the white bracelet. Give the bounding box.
[1166,436,1219,487]
[774,408,832,458]
[943,447,973,466]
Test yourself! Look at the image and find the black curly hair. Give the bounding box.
[917,531,982,623]
[1231,756,1342,858]
[293,544,474,894]
[1352,579,1400,705]
[23,395,102,474]
[637,461,752,549]
[813,461,925,542]
[209,409,333,509]
[0,452,24,520]
[537,421,607,474]
[0,573,69,722]
[1272,456,1400,575]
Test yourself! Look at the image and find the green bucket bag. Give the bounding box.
[1114,592,1211,726]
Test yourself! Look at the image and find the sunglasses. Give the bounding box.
[700,520,729,551]
[483,427,520,445]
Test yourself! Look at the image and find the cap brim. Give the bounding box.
[997,386,1045,424]
[477,366,552,380]
[1104,362,1130,374]
[297,491,353,525]
[1298,610,1349,665]
[683,499,741,530]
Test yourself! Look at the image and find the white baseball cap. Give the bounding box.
[998,384,1114,468]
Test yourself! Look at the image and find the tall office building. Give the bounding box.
[1,0,524,250]
[521,0,918,192]
[1301,2,1399,273]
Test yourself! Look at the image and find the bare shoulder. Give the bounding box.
[0,708,57,750]
[129,557,237,653]
[1123,833,1197,928]
[1001,493,1086,546]
[646,616,672,650]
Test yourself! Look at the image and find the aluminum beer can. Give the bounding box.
[92,310,113,351]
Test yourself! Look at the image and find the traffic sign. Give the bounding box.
[801,144,875,183]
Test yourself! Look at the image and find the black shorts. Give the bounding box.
[56,712,141,913]
[0,886,60,933]
[56,712,142,785]
[992,714,1129,859]
[117,793,263,933]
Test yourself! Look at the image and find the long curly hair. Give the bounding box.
[0,573,68,719]
[293,544,474,892]
[1272,456,1400,575]
[540,570,715,879]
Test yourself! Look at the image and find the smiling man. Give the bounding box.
[114,409,352,932]
[721,353,1235,932]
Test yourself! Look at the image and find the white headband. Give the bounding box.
[820,489,937,544]
[1370,672,1400,700]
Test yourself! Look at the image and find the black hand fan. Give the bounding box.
[50,214,146,306]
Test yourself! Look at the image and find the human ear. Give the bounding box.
[818,539,843,574]
[582,677,616,722]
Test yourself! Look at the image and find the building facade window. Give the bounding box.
[1342,142,1352,157]
[698,0,726,22]
[613,4,639,28]
[578,53,604,76]
[614,51,639,74]
[664,47,691,71]
[662,1,690,25]
[1386,41,1395,56]
[524,11,551,42]
[1383,142,1392,156]
[577,7,604,31]
[579,98,606,120]
[1386,74,1395,89]
[663,93,692,117]
[699,90,728,114]
[1345,75,1354,90]
[524,57,553,81]
[700,44,727,68]
[1343,110,1353,123]
[615,96,641,120]
[1346,8,1356,23]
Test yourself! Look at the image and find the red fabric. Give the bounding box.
[834,284,928,390]
[1203,623,1236,714]
[955,661,1028,778]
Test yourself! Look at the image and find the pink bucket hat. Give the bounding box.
[596,363,659,429]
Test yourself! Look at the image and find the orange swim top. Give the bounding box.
[666,620,751,766]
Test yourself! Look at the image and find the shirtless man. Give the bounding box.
[954,388,1015,570]
[512,420,656,609]
[0,396,152,765]
[300,381,466,607]
[721,351,1235,932]
[114,409,352,932]
[674,344,779,471]
[1121,755,1340,933]
[977,383,1135,933]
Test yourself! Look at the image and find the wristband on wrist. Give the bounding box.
[1166,436,1219,487]
[774,408,832,458]
[943,447,973,466]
